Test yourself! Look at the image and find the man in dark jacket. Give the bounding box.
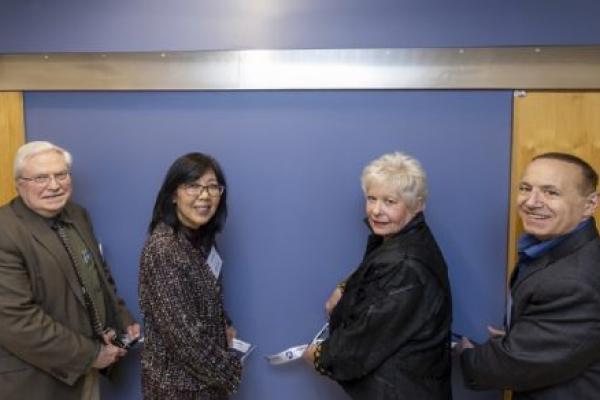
[460,152,600,400]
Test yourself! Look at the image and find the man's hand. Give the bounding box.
[92,344,126,369]
[325,287,343,315]
[487,325,506,338]
[101,329,117,346]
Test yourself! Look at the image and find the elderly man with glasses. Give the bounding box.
[0,141,139,400]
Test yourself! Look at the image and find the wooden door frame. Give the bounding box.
[0,92,25,206]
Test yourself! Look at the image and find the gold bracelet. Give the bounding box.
[313,343,331,376]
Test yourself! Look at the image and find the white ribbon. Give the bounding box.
[266,344,309,365]
[266,323,329,365]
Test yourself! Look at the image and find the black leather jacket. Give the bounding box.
[316,212,453,399]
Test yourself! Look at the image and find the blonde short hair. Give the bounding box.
[361,152,428,211]
[13,141,72,179]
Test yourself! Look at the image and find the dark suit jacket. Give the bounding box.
[461,220,600,400]
[0,197,135,400]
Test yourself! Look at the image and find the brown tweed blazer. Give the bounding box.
[139,223,241,397]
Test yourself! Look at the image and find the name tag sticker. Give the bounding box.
[207,246,223,278]
[231,338,256,363]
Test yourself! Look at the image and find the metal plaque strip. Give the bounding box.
[2,46,600,91]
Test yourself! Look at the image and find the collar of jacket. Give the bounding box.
[10,196,89,307]
[363,211,425,254]
[517,218,592,261]
[11,196,75,224]
[155,222,212,257]
[511,218,599,290]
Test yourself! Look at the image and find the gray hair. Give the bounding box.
[361,152,428,211]
[13,141,72,179]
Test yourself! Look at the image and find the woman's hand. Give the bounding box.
[302,344,317,365]
[325,287,343,315]
[226,325,237,347]
[127,323,142,340]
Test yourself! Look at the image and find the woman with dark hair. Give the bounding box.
[139,153,242,400]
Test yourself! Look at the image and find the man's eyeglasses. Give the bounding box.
[19,171,71,186]
[182,183,224,197]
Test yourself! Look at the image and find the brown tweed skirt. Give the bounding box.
[142,377,228,400]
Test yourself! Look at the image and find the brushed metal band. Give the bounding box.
[2,46,600,91]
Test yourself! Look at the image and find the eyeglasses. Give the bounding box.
[182,183,225,197]
[19,171,71,186]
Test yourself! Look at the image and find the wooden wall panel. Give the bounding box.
[509,91,600,273]
[0,92,25,206]
[507,91,600,400]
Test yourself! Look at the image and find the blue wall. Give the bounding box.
[25,90,510,400]
[6,1,600,399]
[2,0,600,51]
